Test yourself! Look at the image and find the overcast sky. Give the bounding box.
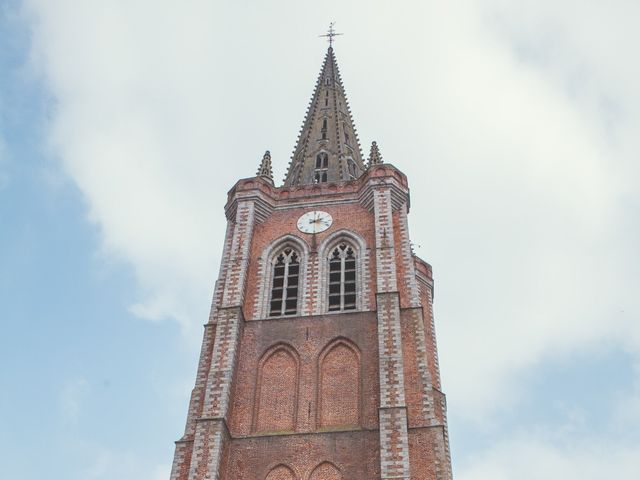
[1,0,639,478]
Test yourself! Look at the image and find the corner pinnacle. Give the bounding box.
[256,150,274,185]
[368,141,383,167]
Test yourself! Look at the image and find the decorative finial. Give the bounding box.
[368,141,383,166]
[319,22,343,47]
[256,150,274,184]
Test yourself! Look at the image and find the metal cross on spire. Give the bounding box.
[319,22,343,47]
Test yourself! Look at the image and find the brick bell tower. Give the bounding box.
[170,45,453,480]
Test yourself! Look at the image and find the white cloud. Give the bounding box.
[385,0,640,418]
[24,0,236,337]
[23,0,640,423]
[457,432,640,480]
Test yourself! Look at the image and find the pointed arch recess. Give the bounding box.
[317,338,361,429]
[254,234,310,319]
[265,464,296,480]
[316,229,369,314]
[309,461,342,480]
[253,343,300,433]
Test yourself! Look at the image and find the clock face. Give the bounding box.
[297,210,333,234]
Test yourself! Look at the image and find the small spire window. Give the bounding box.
[346,158,357,180]
[328,243,357,312]
[321,118,328,140]
[315,153,329,183]
[269,248,300,316]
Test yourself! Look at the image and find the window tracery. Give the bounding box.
[328,242,356,311]
[269,247,300,316]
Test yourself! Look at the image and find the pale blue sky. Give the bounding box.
[1,1,639,479]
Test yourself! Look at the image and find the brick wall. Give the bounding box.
[171,164,453,480]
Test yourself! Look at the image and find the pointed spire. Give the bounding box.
[283,47,365,186]
[256,150,274,185]
[368,141,383,167]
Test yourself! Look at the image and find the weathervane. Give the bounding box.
[319,22,343,47]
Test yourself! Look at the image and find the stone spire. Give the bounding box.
[283,47,365,186]
[256,150,274,185]
[367,141,383,167]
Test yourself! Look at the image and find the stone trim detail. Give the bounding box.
[202,307,244,418]
[373,182,411,479]
[376,293,406,408]
[222,201,256,308]
[304,245,321,316]
[396,204,420,308]
[440,398,453,480]
[187,307,243,479]
[405,308,437,426]
[252,234,311,319]
[426,285,452,480]
[209,221,235,323]
[182,324,218,438]
[373,188,398,293]
[425,281,442,391]
[185,199,257,479]
[359,176,410,214]
[379,407,411,479]
[170,439,193,480]
[187,418,229,480]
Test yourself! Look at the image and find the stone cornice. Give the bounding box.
[224,163,411,222]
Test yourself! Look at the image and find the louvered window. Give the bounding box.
[269,248,300,316]
[347,158,357,180]
[328,243,357,312]
[315,153,329,183]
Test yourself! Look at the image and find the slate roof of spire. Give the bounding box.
[283,47,365,186]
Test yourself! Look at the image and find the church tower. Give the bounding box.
[170,44,453,480]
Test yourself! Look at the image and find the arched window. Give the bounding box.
[269,247,300,316]
[314,152,329,183]
[346,158,357,180]
[328,243,356,311]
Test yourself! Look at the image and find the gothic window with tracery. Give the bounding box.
[269,248,300,316]
[328,243,356,311]
[315,152,329,183]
